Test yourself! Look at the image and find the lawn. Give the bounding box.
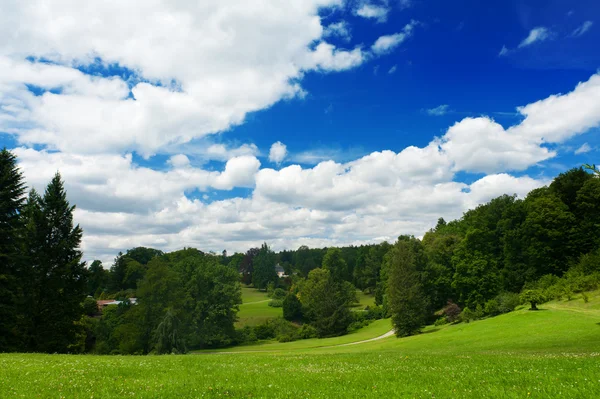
[1,292,599,398]
[236,286,282,327]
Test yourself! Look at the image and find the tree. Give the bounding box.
[240,247,259,285]
[322,247,348,282]
[299,268,353,337]
[0,148,27,351]
[283,293,302,321]
[24,173,88,353]
[252,243,277,290]
[87,260,108,297]
[520,289,545,310]
[386,239,428,337]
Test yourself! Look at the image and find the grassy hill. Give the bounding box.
[235,286,282,327]
[1,292,599,398]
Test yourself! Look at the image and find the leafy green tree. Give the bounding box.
[87,260,108,297]
[152,308,187,354]
[175,254,242,348]
[299,268,353,337]
[252,243,277,290]
[125,247,163,265]
[240,247,259,285]
[520,289,545,310]
[0,148,27,351]
[24,173,87,353]
[283,293,302,321]
[451,229,500,308]
[386,239,428,337]
[322,247,348,282]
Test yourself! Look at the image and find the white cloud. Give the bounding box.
[388,65,397,74]
[518,27,553,48]
[168,154,191,168]
[575,143,592,154]
[323,21,351,41]
[426,104,449,116]
[498,45,509,56]
[371,21,417,55]
[0,0,369,156]
[15,67,600,263]
[571,21,593,37]
[355,4,390,23]
[269,141,288,164]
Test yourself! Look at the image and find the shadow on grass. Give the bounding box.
[420,328,441,335]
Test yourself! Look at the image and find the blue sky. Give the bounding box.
[1,0,599,262]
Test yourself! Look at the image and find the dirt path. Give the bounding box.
[240,299,270,305]
[331,330,395,347]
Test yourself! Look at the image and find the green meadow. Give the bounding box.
[2,291,599,398]
[235,286,283,327]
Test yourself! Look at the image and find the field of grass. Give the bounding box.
[1,292,599,398]
[353,290,376,309]
[236,286,282,327]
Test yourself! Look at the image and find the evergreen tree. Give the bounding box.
[87,260,108,297]
[322,247,348,282]
[24,173,87,353]
[0,148,27,351]
[252,243,277,290]
[387,239,428,337]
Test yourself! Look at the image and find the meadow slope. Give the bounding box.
[1,292,599,398]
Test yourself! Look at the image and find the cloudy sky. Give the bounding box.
[1,0,600,264]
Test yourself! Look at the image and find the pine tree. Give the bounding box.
[0,149,27,351]
[386,239,428,337]
[252,243,277,290]
[25,173,87,352]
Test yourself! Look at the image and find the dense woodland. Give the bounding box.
[1,147,600,354]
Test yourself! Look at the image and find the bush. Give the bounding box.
[495,292,520,314]
[582,292,589,303]
[83,297,99,316]
[441,301,461,322]
[235,326,257,345]
[253,323,275,340]
[268,299,283,307]
[460,307,476,323]
[484,299,499,316]
[297,324,318,339]
[364,305,385,320]
[434,317,448,326]
[271,288,287,300]
[277,334,298,343]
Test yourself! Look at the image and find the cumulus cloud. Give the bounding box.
[0,0,371,156]
[518,27,553,48]
[269,141,288,164]
[323,21,351,41]
[388,65,397,74]
[355,4,390,23]
[371,21,417,55]
[571,21,594,37]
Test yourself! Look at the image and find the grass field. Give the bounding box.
[236,286,282,327]
[1,292,599,398]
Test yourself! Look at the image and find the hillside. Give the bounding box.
[2,291,598,398]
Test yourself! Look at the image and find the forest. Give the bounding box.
[1,147,599,354]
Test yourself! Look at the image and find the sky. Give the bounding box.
[1,0,600,264]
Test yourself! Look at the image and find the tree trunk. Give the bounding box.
[529,301,538,310]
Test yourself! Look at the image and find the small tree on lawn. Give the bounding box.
[520,289,545,310]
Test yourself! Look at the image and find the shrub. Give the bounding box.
[459,307,476,323]
[271,288,287,300]
[495,292,520,314]
[235,326,257,345]
[277,334,298,343]
[253,323,275,340]
[582,292,589,303]
[434,317,448,326]
[297,324,318,339]
[83,297,99,316]
[268,299,283,307]
[441,301,461,322]
[484,299,499,316]
[364,305,385,320]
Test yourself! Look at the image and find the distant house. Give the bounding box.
[275,264,287,278]
[96,298,137,312]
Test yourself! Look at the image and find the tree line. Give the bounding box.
[2,146,599,353]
